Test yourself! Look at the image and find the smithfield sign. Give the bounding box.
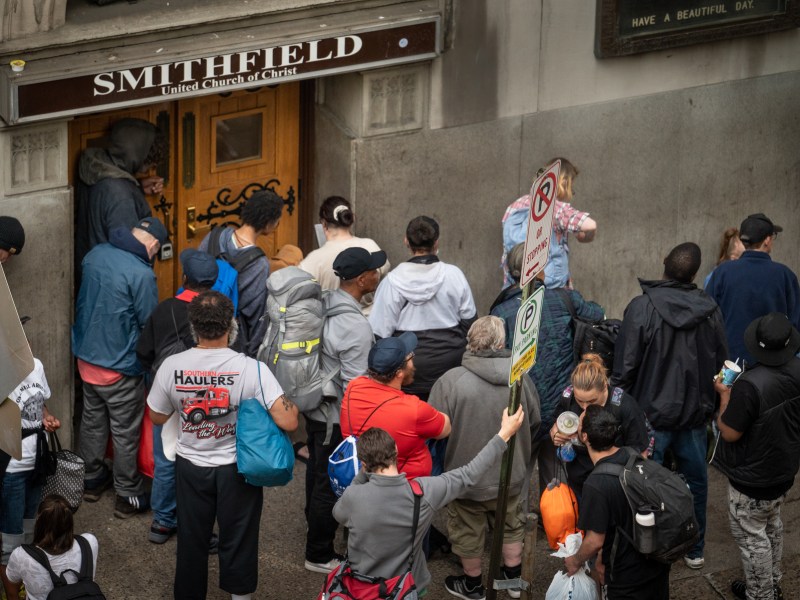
[2,19,438,124]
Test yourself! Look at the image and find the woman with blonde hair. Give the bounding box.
[550,353,651,498]
[501,157,598,289]
[704,227,744,288]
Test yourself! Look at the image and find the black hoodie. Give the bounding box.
[74,118,156,273]
[611,279,728,430]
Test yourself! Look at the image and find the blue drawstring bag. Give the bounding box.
[236,365,294,487]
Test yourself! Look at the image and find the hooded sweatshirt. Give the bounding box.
[74,119,157,269]
[369,257,477,397]
[611,279,728,430]
[429,350,541,500]
[72,227,158,376]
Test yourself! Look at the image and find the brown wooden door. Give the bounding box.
[176,85,300,259]
[68,104,178,300]
[69,83,300,300]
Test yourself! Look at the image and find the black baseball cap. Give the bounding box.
[368,332,417,375]
[180,249,218,285]
[135,216,169,246]
[739,213,782,245]
[744,312,800,367]
[0,216,25,255]
[333,247,387,280]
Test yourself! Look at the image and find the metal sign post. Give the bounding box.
[487,162,560,600]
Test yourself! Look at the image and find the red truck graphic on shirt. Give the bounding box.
[181,387,232,424]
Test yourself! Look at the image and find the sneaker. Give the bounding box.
[148,521,177,544]
[83,471,112,503]
[304,554,344,574]
[444,575,486,600]
[731,580,747,600]
[774,584,783,600]
[500,568,521,599]
[208,533,219,556]
[683,555,704,569]
[113,494,150,519]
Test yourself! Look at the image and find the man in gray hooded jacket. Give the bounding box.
[75,118,166,274]
[303,247,386,574]
[429,316,541,600]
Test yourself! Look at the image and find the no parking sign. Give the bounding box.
[519,160,560,286]
[509,285,545,386]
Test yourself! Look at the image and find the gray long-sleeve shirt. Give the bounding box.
[332,435,507,591]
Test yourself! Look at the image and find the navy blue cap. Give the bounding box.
[135,216,169,245]
[180,249,218,285]
[368,332,418,375]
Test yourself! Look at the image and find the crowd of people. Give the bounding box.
[1,135,799,600]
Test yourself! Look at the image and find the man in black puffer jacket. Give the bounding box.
[612,242,728,571]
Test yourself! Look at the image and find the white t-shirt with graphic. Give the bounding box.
[6,534,98,600]
[147,347,283,468]
[7,358,50,473]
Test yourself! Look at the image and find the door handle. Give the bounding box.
[187,206,196,239]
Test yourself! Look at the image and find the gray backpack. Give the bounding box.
[257,267,360,413]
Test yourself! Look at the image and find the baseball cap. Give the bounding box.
[744,312,800,367]
[368,332,418,375]
[0,216,25,255]
[134,216,169,245]
[333,247,387,280]
[739,213,782,245]
[180,249,218,286]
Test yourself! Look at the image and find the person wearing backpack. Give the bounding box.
[135,249,217,546]
[303,247,385,574]
[5,495,102,600]
[564,405,670,600]
[491,243,604,498]
[198,190,283,357]
[714,313,800,600]
[331,406,525,597]
[551,354,652,500]
[611,242,728,570]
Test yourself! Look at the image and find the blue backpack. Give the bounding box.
[328,392,399,497]
[206,226,265,315]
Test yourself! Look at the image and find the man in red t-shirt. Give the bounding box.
[340,332,451,480]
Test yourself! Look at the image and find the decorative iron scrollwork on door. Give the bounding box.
[153,195,174,237]
[197,179,296,229]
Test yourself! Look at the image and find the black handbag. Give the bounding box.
[42,432,86,512]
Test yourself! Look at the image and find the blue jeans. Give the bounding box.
[1,470,41,564]
[652,427,707,558]
[151,424,177,528]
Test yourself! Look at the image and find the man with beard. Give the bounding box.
[339,332,451,481]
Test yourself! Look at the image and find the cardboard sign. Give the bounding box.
[520,160,561,286]
[0,265,35,459]
[509,285,545,386]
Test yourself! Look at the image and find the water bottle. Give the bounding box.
[635,511,656,554]
[557,441,576,462]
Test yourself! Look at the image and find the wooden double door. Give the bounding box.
[69,85,301,300]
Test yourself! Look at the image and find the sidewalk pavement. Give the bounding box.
[74,459,798,599]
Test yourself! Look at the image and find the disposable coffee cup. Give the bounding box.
[718,360,742,387]
[557,411,580,436]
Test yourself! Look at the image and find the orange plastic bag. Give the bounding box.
[540,472,580,550]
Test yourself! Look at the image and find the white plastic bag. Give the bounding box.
[545,569,598,600]
[551,532,584,558]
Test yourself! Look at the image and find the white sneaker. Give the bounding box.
[683,555,704,569]
[304,556,342,574]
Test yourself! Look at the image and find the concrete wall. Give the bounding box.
[315,1,800,318]
[318,69,800,318]
[0,121,74,443]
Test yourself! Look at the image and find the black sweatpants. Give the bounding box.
[174,456,263,599]
[304,416,342,563]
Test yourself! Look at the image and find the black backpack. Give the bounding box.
[593,447,699,567]
[556,288,620,372]
[22,535,106,599]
